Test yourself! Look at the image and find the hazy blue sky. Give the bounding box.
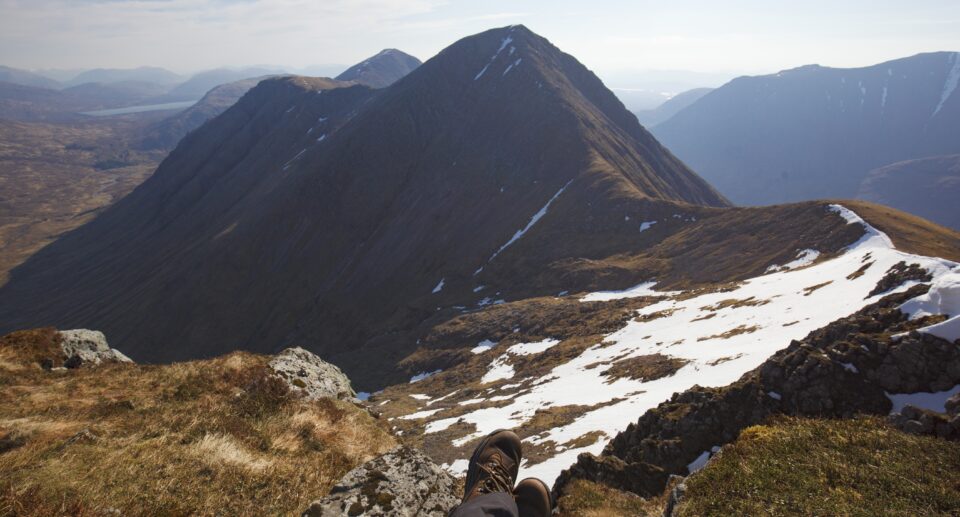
[1,0,958,79]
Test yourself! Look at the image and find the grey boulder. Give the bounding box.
[302,446,459,516]
[58,329,132,367]
[269,347,356,401]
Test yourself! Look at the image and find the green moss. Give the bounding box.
[676,416,960,516]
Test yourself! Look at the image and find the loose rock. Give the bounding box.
[302,446,459,517]
[269,347,357,401]
[58,329,132,367]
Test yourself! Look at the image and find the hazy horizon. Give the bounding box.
[2,0,958,83]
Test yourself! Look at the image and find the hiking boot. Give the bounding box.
[514,477,553,517]
[462,429,522,503]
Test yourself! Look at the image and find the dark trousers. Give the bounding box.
[449,492,519,517]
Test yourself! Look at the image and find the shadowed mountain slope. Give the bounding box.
[857,155,960,231]
[0,26,726,389]
[654,52,960,206]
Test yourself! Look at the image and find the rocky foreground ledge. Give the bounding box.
[555,283,960,500]
[0,328,461,515]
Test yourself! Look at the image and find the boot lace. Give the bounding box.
[476,454,514,494]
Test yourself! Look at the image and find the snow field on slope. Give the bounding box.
[422,205,958,485]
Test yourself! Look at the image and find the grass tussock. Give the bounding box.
[675,416,960,516]
[556,478,669,517]
[0,331,396,516]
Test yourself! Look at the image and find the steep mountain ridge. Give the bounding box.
[654,51,960,206]
[0,25,724,389]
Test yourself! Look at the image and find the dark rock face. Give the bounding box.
[554,285,960,498]
[302,446,458,516]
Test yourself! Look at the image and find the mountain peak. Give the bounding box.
[335,48,421,88]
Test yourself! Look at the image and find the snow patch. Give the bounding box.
[932,52,960,117]
[580,281,676,302]
[481,339,560,383]
[687,449,712,473]
[410,394,431,401]
[767,391,782,400]
[887,384,960,414]
[481,356,515,384]
[899,272,960,342]
[828,204,895,250]
[639,221,657,232]
[409,370,441,383]
[488,180,573,262]
[502,58,522,76]
[474,36,514,80]
[471,339,497,354]
[356,392,370,401]
[766,249,821,273]
[397,408,443,420]
[432,279,445,294]
[508,339,560,356]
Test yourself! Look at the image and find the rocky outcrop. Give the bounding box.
[58,329,132,367]
[555,284,960,499]
[269,347,356,401]
[889,390,960,440]
[868,261,932,298]
[302,446,459,516]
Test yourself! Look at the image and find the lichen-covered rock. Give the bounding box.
[301,446,459,517]
[269,347,356,401]
[58,329,132,367]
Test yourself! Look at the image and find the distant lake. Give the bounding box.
[80,100,197,117]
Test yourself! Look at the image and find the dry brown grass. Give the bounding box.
[556,478,671,517]
[846,261,874,280]
[841,199,960,262]
[697,325,760,341]
[802,281,833,296]
[601,354,689,384]
[0,330,396,516]
[699,296,769,312]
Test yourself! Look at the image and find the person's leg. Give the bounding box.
[448,492,519,517]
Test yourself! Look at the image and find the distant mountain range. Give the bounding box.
[0,65,61,90]
[66,66,184,87]
[158,67,284,101]
[652,52,960,221]
[635,87,712,126]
